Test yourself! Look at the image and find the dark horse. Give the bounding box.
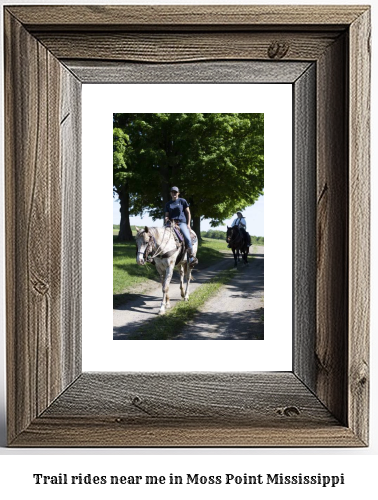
[226,226,249,267]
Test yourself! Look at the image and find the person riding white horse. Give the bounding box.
[135,218,198,314]
[164,186,198,265]
[229,211,251,247]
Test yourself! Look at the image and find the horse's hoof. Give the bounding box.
[158,309,166,315]
[184,297,189,302]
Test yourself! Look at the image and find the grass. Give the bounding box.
[113,235,159,296]
[113,228,263,338]
[113,234,229,297]
[127,267,237,340]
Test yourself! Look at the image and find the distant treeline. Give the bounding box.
[114,225,263,245]
[201,229,264,245]
[114,224,135,231]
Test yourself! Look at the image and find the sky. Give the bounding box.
[113,194,264,236]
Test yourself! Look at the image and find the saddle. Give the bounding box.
[168,221,198,247]
[164,221,198,265]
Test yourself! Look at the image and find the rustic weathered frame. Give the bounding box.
[4,5,370,447]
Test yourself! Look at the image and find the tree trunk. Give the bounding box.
[118,188,134,242]
[160,165,170,211]
[192,216,202,240]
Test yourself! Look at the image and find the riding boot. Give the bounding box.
[188,247,198,266]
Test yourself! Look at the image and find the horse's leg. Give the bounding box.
[232,248,237,267]
[159,263,174,315]
[165,289,171,309]
[183,262,191,301]
[179,264,185,298]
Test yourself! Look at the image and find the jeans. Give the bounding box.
[178,222,192,249]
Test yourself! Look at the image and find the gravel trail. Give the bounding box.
[175,247,264,340]
[113,246,264,340]
[113,252,235,339]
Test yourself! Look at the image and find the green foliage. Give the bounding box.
[113,127,131,193]
[113,236,159,297]
[200,230,264,245]
[113,113,264,224]
[252,236,265,245]
[201,229,227,240]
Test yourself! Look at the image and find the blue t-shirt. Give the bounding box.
[165,198,189,223]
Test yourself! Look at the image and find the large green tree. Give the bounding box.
[113,113,264,237]
[176,113,264,234]
[113,127,135,241]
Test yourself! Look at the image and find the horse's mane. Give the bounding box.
[146,225,171,244]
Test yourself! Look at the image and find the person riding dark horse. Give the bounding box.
[164,186,198,265]
[226,224,249,266]
[229,211,251,248]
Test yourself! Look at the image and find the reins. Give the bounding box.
[137,226,176,261]
[150,226,172,259]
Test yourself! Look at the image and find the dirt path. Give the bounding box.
[113,252,235,339]
[113,246,264,340]
[176,247,264,340]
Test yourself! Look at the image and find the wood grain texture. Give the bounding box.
[61,69,82,388]
[65,60,312,84]
[5,12,62,442]
[348,9,371,445]
[11,419,363,448]
[34,31,339,63]
[4,11,80,444]
[41,373,336,422]
[293,65,316,390]
[316,34,349,426]
[11,373,364,447]
[7,5,367,30]
[4,5,370,447]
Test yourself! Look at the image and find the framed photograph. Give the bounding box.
[110,106,267,342]
[4,5,370,447]
[85,84,292,370]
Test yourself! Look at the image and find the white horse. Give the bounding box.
[135,225,198,315]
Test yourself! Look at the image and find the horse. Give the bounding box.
[226,225,249,267]
[135,224,198,315]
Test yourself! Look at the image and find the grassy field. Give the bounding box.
[113,236,157,295]
[113,233,229,297]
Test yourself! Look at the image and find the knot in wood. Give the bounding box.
[131,396,142,406]
[268,41,289,59]
[33,279,49,295]
[277,406,300,417]
[359,376,367,387]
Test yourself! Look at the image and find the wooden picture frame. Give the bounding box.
[4,5,370,447]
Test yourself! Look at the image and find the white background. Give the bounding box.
[82,83,292,371]
[0,0,377,498]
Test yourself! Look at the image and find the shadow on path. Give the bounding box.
[113,253,236,338]
[113,249,264,340]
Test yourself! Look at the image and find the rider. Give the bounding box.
[230,211,251,247]
[164,186,198,265]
